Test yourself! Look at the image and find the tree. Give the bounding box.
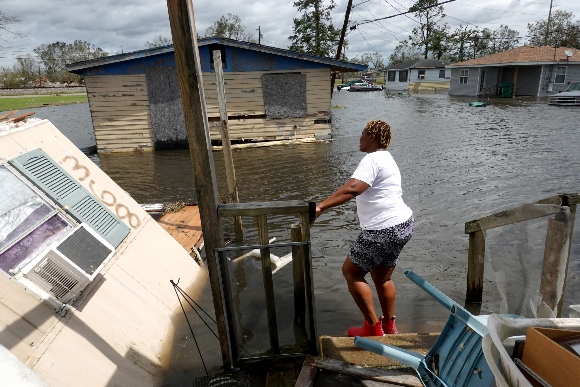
[14,54,38,84]
[358,51,385,69]
[408,0,448,59]
[388,40,422,65]
[288,0,341,57]
[527,10,580,49]
[204,13,257,43]
[145,35,172,48]
[34,40,108,83]
[487,25,520,54]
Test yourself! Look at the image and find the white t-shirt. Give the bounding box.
[351,150,412,230]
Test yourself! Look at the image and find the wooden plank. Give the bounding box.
[465,204,562,233]
[0,111,18,120]
[218,201,311,217]
[564,193,580,205]
[300,210,317,354]
[303,357,422,386]
[538,215,569,316]
[291,225,306,333]
[466,230,485,304]
[167,0,230,370]
[257,214,280,355]
[7,112,36,123]
[293,363,317,387]
[213,49,244,244]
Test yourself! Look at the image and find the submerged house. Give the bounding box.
[384,60,416,92]
[0,119,204,385]
[408,59,451,92]
[384,59,450,93]
[67,37,366,153]
[448,45,580,97]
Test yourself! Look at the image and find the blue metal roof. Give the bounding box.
[67,37,367,74]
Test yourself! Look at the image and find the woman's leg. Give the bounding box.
[342,257,378,324]
[370,265,396,320]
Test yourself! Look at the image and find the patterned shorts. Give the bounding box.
[349,216,414,272]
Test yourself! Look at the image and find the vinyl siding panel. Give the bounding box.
[449,68,479,96]
[85,75,154,153]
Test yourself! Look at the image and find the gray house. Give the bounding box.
[448,45,580,97]
[384,60,416,92]
[384,59,451,93]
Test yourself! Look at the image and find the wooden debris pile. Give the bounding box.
[0,110,36,124]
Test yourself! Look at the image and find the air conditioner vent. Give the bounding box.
[33,255,80,299]
[19,224,116,306]
[56,225,112,275]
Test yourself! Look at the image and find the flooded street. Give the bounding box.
[27,92,580,380]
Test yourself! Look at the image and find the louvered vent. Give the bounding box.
[56,225,112,275]
[71,196,119,238]
[32,257,80,300]
[10,149,131,247]
[20,154,80,201]
[21,224,116,305]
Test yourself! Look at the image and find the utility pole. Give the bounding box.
[257,26,261,45]
[545,0,554,46]
[330,0,354,95]
[314,0,320,54]
[166,0,231,370]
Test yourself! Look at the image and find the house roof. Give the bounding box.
[384,59,419,70]
[448,45,580,67]
[67,37,367,73]
[383,58,451,70]
[410,59,451,69]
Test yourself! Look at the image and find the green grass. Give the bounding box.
[0,94,88,113]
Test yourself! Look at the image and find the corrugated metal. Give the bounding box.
[9,149,130,247]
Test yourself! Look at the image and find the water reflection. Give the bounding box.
[33,94,580,382]
[91,93,579,334]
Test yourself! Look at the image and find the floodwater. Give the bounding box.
[23,92,580,382]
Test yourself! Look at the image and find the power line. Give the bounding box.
[351,0,457,29]
[383,0,420,25]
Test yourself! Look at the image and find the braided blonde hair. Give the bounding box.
[365,120,392,148]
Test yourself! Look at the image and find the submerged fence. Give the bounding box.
[465,193,578,317]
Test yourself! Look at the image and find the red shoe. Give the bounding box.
[382,316,398,334]
[347,320,384,337]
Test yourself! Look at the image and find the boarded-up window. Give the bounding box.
[261,73,307,119]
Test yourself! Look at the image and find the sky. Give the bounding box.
[0,0,578,69]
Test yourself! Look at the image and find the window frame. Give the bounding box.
[555,66,567,84]
[439,69,446,79]
[399,70,408,82]
[0,162,77,275]
[459,69,469,84]
[387,71,396,82]
[418,69,426,80]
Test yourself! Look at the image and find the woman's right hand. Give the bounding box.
[315,205,324,218]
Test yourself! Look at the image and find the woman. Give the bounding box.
[315,120,413,337]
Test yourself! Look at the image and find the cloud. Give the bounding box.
[0,0,572,69]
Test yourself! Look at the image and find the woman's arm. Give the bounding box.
[316,178,369,218]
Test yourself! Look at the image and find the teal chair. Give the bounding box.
[355,270,520,387]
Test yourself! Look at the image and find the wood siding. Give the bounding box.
[85,75,154,153]
[202,68,331,141]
